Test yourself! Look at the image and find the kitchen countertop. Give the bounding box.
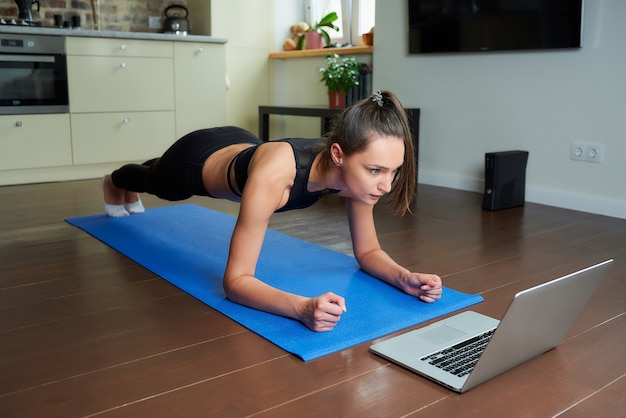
[0,25,227,43]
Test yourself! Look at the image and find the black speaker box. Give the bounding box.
[482,150,529,211]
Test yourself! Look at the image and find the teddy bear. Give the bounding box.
[283,22,310,51]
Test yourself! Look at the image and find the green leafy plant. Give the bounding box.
[319,54,360,93]
[297,11,340,49]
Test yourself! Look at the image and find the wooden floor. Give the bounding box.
[0,180,624,417]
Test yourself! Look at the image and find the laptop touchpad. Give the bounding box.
[418,325,467,345]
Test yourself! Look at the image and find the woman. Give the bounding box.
[103,90,443,332]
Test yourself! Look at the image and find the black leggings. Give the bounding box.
[111,126,262,201]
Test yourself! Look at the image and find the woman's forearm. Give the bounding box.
[223,274,307,320]
[357,249,443,302]
[356,248,410,289]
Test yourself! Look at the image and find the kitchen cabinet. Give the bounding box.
[0,114,72,170]
[67,38,174,113]
[0,34,226,186]
[65,37,174,58]
[71,111,175,165]
[67,37,176,164]
[174,41,226,137]
[67,55,174,113]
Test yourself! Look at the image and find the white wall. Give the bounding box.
[204,0,311,135]
[207,0,273,133]
[374,1,626,219]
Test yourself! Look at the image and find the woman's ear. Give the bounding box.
[330,143,344,166]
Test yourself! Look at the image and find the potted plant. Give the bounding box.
[298,12,340,50]
[319,54,360,108]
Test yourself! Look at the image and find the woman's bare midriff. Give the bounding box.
[202,143,256,200]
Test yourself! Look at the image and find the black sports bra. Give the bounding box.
[227,138,339,212]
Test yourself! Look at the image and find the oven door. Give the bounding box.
[0,53,69,115]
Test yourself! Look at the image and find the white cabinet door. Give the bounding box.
[66,37,173,58]
[67,55,174,113]
[174,42,226,137]
[67,37,177,166]
[0,114,72,170]
[71,111,175,165]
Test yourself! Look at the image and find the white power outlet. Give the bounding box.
[570,142,604,163]
[149,16,161,29]
[587,144,604,162]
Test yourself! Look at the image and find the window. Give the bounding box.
[306,0,376,46]
[353,0,376,40]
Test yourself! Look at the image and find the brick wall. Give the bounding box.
[0,0,188,32]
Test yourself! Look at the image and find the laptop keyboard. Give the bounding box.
[420,329,495,377]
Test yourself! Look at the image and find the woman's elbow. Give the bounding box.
[353,247,378,265]
[222,274,239,301]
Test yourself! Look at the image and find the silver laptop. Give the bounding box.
[370,259,613,393]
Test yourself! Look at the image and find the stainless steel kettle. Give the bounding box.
[13,0,40,22]
[162,5,190,35]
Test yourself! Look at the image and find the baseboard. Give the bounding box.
[419,170,483,194]
[419,169,626,220]
[0,162,137,187]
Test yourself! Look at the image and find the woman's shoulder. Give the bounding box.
[249,141,297,175]
[250,138,325,178]
[257,140,295,158]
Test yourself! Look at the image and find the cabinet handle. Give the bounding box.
[120,43,127,50]
[196,47,204,53]
[120,62,127,69]
[123,117,130,124]
[15,121,23,127]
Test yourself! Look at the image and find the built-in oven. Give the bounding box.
[0,33,68,114]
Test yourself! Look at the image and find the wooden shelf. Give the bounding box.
[269,45,373,59]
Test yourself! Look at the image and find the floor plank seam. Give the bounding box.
[0,307,119,334]
[0,329,249,399]
[439,255,521,279]
[567,312,625,341]
[243,364,392,417]
[82,355,290,418]
[551,373,626,417]
[401,394,453,417]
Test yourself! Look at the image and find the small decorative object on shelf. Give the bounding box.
[283,22,309,51]
[362,27,374,46]
[298,12,339,50]
[319,54,360,108]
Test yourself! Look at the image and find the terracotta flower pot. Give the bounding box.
[362,32,374,46]
[328,91,346,109]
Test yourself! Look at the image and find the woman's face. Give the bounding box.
[339,134,405,205]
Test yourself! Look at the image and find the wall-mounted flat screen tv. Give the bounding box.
[408,0,583,54]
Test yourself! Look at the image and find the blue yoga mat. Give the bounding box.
[66,204,483,361]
